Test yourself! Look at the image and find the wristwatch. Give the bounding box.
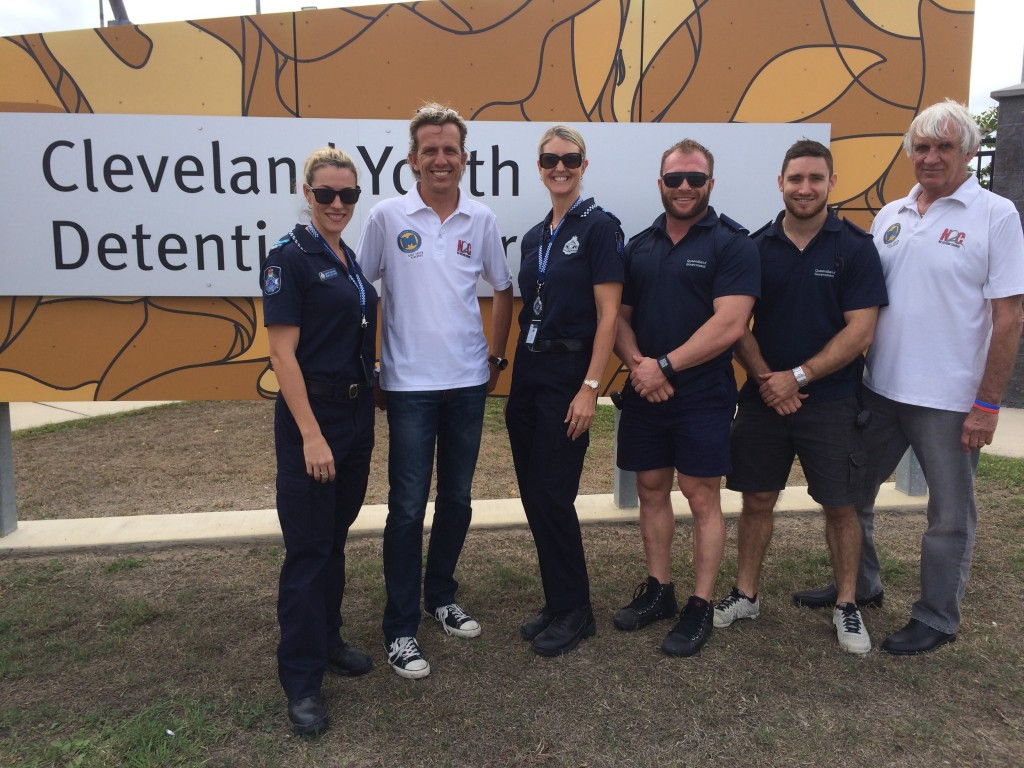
[792,366,808,387]
[583,378,599,391]
[488,355,508,371]
[657,355,674,378]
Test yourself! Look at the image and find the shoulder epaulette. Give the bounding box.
[716,213,748,234]
[626,225,657,246]
[841,217,872,238]
[750,221,773,240]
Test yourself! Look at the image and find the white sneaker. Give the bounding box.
[431,603,481,638]
[713,587,760,628]
[386,636,430,679]
[833,603,871,654]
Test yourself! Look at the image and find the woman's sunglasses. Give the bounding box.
[307,185,362,205]
[661,172,710,188]
[538,152,584,170]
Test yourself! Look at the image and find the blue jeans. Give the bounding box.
[382,384,486,640]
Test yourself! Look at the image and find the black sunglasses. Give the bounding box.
[307,185,361,205]
[539,152,584,170]
[661,172,710,188]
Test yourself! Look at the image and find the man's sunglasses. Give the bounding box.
[539,152,584,169]
[661,172,711,188]
[307,185,362,205]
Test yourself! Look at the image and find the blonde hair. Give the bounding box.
[303,146,358,186]
[537,125,586,156]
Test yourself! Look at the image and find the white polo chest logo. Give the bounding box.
[563,235,579,255]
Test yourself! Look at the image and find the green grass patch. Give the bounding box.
[103,557,146,574]
[976,453,1024,491]
[108,598,161,636]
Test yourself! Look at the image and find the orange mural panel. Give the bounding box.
[0,0,975,401]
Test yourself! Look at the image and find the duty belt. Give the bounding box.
[519,334,591,353]
[304,378,367,400]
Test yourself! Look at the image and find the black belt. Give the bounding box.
[304,378,368,400]
[519,335,591,353]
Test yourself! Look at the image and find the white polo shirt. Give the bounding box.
[356,185,513,391]
[865,174,1024,412]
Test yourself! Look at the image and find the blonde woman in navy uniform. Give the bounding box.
[507,126,624,656]
[261,147,377,736]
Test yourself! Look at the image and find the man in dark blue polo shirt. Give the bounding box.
[613,138,759,657]
[713,139,888,655]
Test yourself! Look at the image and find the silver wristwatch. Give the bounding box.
[792,366,808,387]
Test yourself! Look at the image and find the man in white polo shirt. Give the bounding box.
[357,103,513,678]
[793,99,1024,654]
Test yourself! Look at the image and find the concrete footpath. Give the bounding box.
[2,401,1023,555]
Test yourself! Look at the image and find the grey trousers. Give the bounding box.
[857,388,979,634]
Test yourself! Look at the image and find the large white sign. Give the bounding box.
[0,114,829,297]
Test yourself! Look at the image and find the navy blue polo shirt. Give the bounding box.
[518,197,625,340]
[623,207,760,404]
[261,224,378,384]
[741,210,888,403]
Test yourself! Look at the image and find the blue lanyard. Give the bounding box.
[536,196,582,287]
[306,225,368,328]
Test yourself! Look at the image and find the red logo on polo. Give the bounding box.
[457,239,472,258]
[938,228,966,248]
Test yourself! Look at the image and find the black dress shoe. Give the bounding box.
[531,605,596,657]
[661,596,713,657]
[791,582,884,609]
[288,694,328,736]
[881,618,956,655]
[327,640,373,677]
[520,607,555,641]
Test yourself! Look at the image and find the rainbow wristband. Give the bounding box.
[973,399,1000,413]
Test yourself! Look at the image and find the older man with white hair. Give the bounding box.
[792,99,1024,654]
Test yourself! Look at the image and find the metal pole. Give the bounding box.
[107,0,132,26]
[895,448,928,496]
[0,403,17,536]
[613,408,638,508]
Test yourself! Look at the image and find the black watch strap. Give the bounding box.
[657,355,674,378]
[488,355,508,371]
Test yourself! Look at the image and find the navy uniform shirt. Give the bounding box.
[518,197,625,340]
[261,223,378,385]
[742,210,888,403]
[623,206,760,406]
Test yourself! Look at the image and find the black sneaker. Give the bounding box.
[792,582,884,609]
[520,607,555,641]
[661,596,713,657]
[531,605,596,657]
[613,576,679,631]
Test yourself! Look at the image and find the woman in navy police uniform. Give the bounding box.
[261,147,377,736]
[506,126,624,657]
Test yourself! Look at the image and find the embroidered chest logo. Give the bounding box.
[814,268,836,279]
[937,227,967,248]
[563,235,580,255]
[457,239,472,258]
[685,259,708,269]
[883,223,900,245]
[397,229,422,253]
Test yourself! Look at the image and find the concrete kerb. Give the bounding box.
[0,483,921,556]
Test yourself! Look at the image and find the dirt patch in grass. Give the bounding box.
[2,458,1022,766]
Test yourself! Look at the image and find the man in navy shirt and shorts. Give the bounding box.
[613,139,759,657]
[714,140,888,655]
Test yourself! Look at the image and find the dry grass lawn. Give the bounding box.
[1,401,1021,767]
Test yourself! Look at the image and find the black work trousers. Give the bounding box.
[505,344,592,613]
[274,393,373,701]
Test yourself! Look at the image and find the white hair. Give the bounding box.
[903,98,981,156]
